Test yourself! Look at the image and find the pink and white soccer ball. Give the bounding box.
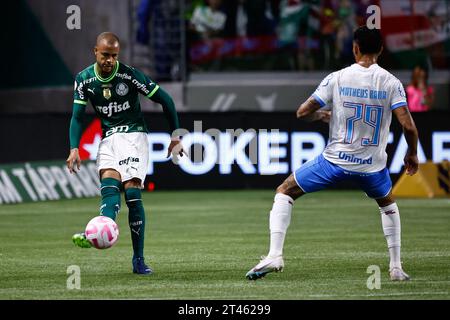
[85,216,119,249]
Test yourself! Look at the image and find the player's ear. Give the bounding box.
[352,42,358,57]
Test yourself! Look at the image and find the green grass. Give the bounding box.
[0,190,449,300]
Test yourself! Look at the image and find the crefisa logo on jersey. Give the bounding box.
[96,101,131,117]
[119,157,139,165]
[116,83,129,96]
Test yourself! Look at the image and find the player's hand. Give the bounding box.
[404,152,418,176]
[66,148,81,174]
[318,110,331,123]
[167,138,185,158]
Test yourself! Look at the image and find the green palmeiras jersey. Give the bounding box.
[73,61,161,138]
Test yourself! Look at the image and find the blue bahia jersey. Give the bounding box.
[312,63,408,173]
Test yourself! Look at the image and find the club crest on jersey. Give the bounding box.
[101,84,112,99]
[103,88,111,99]
[116,83,129,96]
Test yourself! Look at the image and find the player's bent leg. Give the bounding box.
[99,169,122,221]
[73,169,122,249]
[268,175,304,259]
[375,192,395,208]
[246,156,342,280]
[246,175,303,280]
[124,178,153,275]
[276,174,305,201]
[359,169,409,280]
[376,192,410,281]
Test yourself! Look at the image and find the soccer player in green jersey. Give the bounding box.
[67,32,184,275]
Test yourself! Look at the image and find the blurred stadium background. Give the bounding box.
[0,0,449,300]
[1,0,449,193]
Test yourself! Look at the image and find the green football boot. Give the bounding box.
[72,233,92,248]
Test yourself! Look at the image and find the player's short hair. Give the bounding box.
[353,26,383,54]
[96,32,120,46]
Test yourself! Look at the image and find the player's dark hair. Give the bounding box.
[353,26,383,54]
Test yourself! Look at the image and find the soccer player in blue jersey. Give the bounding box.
[246,26,419,281]
[67,32,184,274]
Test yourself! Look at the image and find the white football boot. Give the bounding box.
[389,267,411,281]
[246,255,284,280]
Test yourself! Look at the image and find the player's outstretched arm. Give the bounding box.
[150,87,185,158]
[393,106,419,176]
[296,96,330,122]
[66,104,85,173]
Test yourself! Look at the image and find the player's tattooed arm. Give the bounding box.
[296,96,331,123]
[393,106,419,176]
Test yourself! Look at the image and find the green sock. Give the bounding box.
[100,178,122,221]
[125,188,145,259]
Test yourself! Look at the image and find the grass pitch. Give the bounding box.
[0,190,449,300]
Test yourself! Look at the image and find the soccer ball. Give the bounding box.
[85,216,119,249]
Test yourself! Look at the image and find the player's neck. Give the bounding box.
[356,55,378,68]
[95,62,114,78]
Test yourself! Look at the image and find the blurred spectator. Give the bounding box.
[189,0,226,41]
[335,0,356,67]
[223,0,278,38]
[406,66,435,112]
[136,0,181,81]
[188,0,450,73]
[277,0,306,47]
[277,0,319,70]
[320,0,338,68]
[245,0,277,36]
[136,0,153,45]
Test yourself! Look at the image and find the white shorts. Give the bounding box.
[96,132,149,188]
